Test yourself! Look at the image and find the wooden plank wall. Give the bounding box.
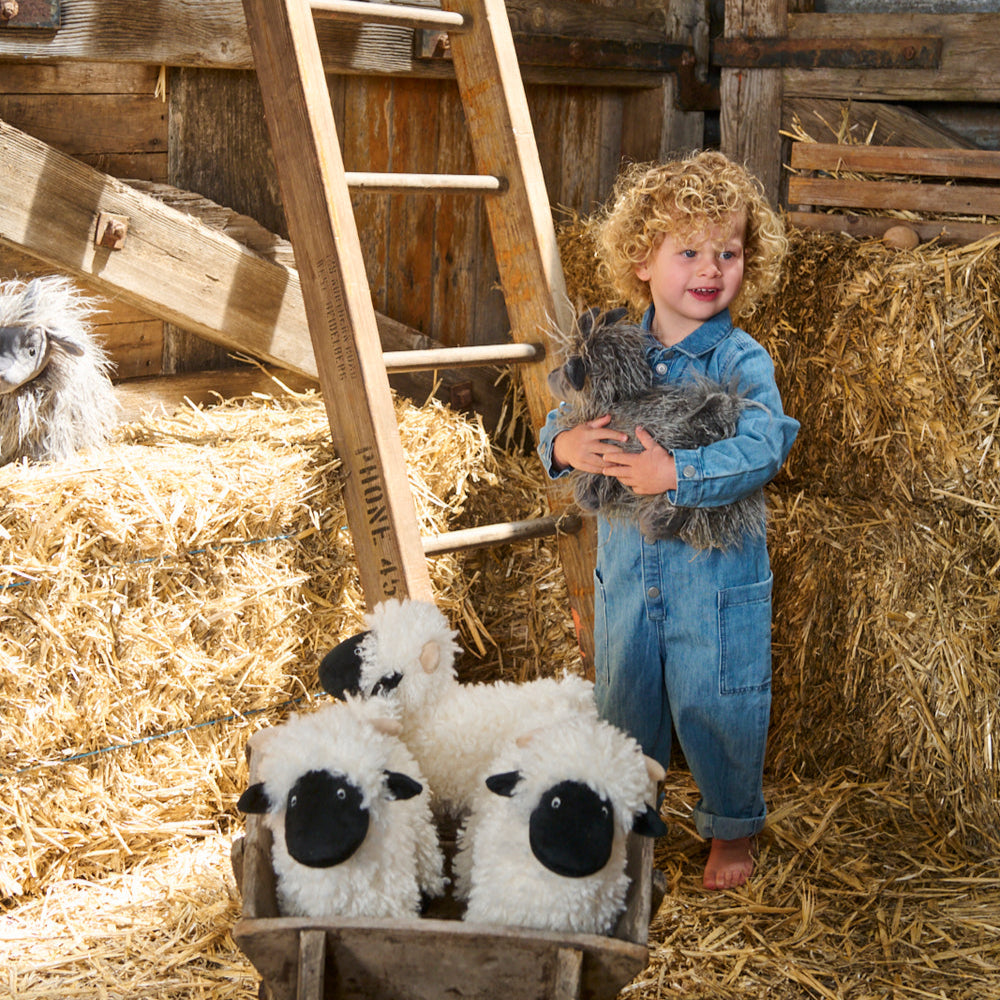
[0,1,687,384]
[0,63,168,380]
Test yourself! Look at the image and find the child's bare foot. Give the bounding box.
[703,837,754,890]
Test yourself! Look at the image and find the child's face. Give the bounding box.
[635,213,746,346]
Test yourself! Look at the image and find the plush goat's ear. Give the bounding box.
[237,783,271,814]
[485,770,523,797]
[384,770,422,801]
[632,803,668,838]
[45,332,85,358]
[565,356,588,391]
[419,639,440,673]
[576,307,601,339]
[599,306,629,328]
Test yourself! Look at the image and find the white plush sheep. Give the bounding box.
[0,275,119,465]
[237,697,445,920]
[318,598,599,817]
[454,715,666,935]
[548,307,766,550]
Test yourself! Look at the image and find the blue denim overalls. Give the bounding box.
[538,308,799,840]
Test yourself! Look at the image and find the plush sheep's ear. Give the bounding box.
[370,716,403,737]
[485,771,523,797]
[644,755,667,784]
[237,783,271,814]
[564,355,588,391]
[419,639,440,673]
[384,770,422,801]
[318,631,368,698]
[631,803,667,838]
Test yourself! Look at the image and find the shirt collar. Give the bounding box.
[641,306,735,359]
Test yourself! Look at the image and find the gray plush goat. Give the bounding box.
[548,307,766,550]
[0,275,119,465]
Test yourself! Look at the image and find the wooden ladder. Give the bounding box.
[240,0,596,665]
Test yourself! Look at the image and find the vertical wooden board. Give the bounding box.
[558,87,605,215]
[526,84,565,207]
[430,82,481,347]
[98,320,164,379]
[385,78,440,334]
[344,75,393,314]
[721,0,786,206]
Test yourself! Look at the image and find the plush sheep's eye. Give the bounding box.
[289,794,298,808]
[602,805,610,818]
[337,788,347,801]
[550,796,562,810]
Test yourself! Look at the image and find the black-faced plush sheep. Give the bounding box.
[237,697,445,919]
[453,715,667,935]
[549,307,767,550]
[0,275,119,465]
[318,598,598,818]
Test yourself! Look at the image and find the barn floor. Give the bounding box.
[2,382,998,1000]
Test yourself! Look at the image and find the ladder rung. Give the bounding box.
[310,0,467,32]
[346,171,505,194]
[383,343,542,372]
[422,514,581,556]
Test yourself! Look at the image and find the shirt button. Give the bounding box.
[647,587,660,599]
[655,363,668,375]
[683,465,697,478]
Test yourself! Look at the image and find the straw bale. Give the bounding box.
[767,490,1000,857]
[749,229,1000,510]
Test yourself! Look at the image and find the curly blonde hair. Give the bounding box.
[594,150,787,319]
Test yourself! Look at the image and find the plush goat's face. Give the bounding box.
[0,325,52,394]
[547,307,652,414]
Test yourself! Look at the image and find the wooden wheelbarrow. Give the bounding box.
[231,807,658,1000]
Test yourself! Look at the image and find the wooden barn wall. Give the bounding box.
[0,62,168,380]
[0,62,662,380]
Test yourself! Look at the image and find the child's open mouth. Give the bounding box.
[689,288,720,301]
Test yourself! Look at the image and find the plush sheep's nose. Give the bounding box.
[318,631,367,698]
[529,780,614,877]
[284,770,369,867]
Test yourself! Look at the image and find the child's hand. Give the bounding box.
[552,415,629,473]
[602,425,677,494]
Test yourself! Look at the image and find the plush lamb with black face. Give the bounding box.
[0,275,118,465]
[453,715,667,935]
[549,307,767,550]
[318,598,598,818]
[237,698,445,919]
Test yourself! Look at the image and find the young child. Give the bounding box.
[537,150,799,890]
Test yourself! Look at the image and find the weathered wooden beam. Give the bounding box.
[783,13,1000,102]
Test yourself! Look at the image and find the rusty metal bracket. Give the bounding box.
[711,36,942,71]
[0,0,60,28]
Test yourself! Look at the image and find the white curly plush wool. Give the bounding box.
[245,697,445,919]
[455,715,664,935]
[349,599,599,816]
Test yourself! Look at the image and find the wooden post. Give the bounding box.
[720,0,787,206]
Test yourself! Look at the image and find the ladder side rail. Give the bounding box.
[242,0,433,606]
[443,0,597,667]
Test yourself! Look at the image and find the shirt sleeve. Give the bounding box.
[670,340,799,509]
[535,404,574,480]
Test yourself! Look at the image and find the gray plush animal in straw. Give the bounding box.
[0,275,119,465]
[548,307,766,550]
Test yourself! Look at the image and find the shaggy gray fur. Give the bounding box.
[0,275,118,465]
[548,308,766,550]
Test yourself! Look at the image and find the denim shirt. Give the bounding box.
[536,307,799,511]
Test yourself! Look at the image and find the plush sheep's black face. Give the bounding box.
[284,770,369,868]
[529,779,614,878]
[319,629,402,700]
